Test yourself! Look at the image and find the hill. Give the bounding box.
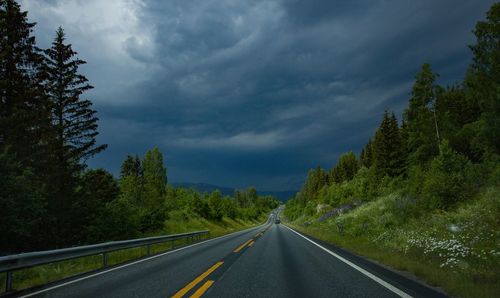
[172,182,296,202]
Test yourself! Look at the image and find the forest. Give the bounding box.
[284,3,499,297]
[0,0,279,254]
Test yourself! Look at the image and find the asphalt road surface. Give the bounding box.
[15,215,447,298]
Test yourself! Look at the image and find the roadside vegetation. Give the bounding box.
[284,4,500,297]
[0,214,265,293]
[0,2,278,292]
[0,0,279,256]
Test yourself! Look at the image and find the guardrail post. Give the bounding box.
[171,239,175,249]
[146,244,151,256]
[5,271,13,292]
[102,252,108,267]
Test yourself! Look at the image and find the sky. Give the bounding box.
[20,0,496,191]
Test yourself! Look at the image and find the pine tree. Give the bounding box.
[403,64,440,166]
[373,111,404,177]
[42,27,106,245]
[43,27,106,171]
[359,138,373,168]
[0,0,49,171]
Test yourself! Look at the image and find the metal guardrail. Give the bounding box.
[0,230,209,293]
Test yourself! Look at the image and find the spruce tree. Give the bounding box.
[359,138,373,168]
[0,0,49,171]
[43,27,106,170]
[43,27,106,245]
[373,111,403,177]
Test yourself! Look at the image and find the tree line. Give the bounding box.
[0,0,278,254]
[285,3,500,220]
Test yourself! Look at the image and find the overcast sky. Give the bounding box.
[21,0,496,191]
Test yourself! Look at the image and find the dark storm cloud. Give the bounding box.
[21,0,497,190]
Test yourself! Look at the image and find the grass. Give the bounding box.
[0,215,264,294]
[287,187,500,298]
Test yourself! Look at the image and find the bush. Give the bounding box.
[420,141,476,209]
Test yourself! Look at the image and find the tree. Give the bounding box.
[142,147,167,208]
[372,111,404,177]
[359,139,373,168]
[465,3,500,156]
[404,64,441,166]
[0,0,50,174]
[0,148,46,253]
[329,152,358,183]
[43,27,106,170]
[120,154,142,179]
[208,191,224,220]
[74,169,119,243]
[42,27,106,245]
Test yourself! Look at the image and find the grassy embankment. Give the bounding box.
[287,187,500,298]
[0,215,265,294]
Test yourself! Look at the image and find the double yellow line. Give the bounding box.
[233,239,254,253]
[172,227,267,297]
[172,262,223,298]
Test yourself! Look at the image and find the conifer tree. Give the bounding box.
[373,111,403,177]
[359,138,373,168]
[42,27,106,245]
[0,0,49,171]
[43,27,106,171]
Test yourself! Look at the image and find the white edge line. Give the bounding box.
[282,225,413,298]
[19,224,267,298]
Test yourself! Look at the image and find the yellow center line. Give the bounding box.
[233,239,253,253]
[248,240,255,247]
[172,262,223,298]
[189,280,214,298]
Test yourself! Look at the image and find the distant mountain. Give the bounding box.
[171,182,296,202]
[172,182,235,197]
[258,190,296,201]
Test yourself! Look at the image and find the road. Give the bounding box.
[15,214,446,298]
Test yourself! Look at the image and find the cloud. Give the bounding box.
[20,0,498,190]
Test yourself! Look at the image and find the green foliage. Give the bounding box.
[329,152,358,183]
[286,13,500,296]
[142,147,167,208]
[0,149,46,252]
[74,169,119,243]
[419,141,476,210]
[466,3,500,155]
[359,138,373,168]
[404,63,440,166]
[208,191,224,220]
[372,111,405,177]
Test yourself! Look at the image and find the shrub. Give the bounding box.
[420,141,476,209]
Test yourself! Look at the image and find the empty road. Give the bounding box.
[15,217,446,298]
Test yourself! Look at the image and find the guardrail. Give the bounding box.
[0,230,209,293]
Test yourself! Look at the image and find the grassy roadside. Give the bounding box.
[285,187,500,298]
[0,215,265,294]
